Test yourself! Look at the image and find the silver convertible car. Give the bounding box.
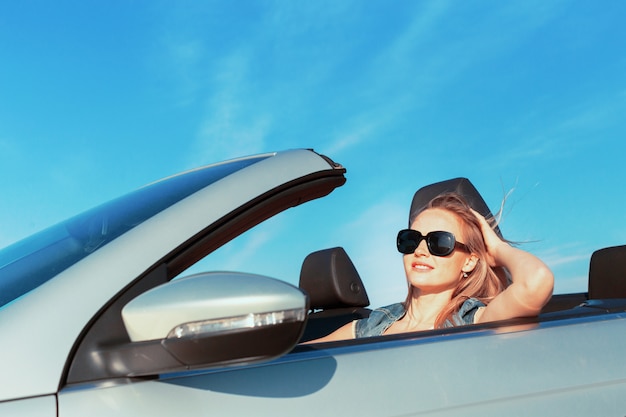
[1,149,626,416]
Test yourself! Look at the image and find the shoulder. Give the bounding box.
[355,303,405,338]
[445,298,486,327]
[371,303,406,320]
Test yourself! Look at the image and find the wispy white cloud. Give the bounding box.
[543,252,590,269]
[324,109,395,156]
[157,2,571,164]
[553,274,587,294]
[323,2,569,158]
[556,89,626,135]
[482,86,626,171]
[158,35,207,108]
[193,107,271,163]
[536,241,592,264]
[534,242,593,294]
[187,47,272,164]
[321,4,453,156]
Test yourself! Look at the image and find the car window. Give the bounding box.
[177,196,343,286]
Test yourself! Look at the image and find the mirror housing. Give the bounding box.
[97,272,308,378]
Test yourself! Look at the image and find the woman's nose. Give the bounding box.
[414,239,429,256]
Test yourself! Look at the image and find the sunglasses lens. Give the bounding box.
[427,232,455,256]
[396,230,458,256]
[397,229,419,254]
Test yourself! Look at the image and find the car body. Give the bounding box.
[1,148,626,416]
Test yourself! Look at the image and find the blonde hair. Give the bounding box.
[404,193,508,328]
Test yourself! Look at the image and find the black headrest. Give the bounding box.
[299,247,370,310]
[589,245,626,299]
[409,177,503,238]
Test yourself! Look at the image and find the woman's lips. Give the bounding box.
[412,262,433,270]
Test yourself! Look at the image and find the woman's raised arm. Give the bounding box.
[472,209,554,323]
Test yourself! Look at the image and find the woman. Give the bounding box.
[316,192,554,341]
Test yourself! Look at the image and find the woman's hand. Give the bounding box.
[470,209,507,267]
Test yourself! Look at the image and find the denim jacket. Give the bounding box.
[354,298,485,338]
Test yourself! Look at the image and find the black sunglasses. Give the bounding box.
[397,229,469,257]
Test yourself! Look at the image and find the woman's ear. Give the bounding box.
[462,254,479,273]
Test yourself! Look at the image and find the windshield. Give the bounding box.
[0,155,269,308]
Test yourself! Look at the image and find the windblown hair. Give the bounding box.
[404,193,508,328]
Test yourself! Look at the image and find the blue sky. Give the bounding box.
[1,1,625,308]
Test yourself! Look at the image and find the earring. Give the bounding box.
[462,272,469,279]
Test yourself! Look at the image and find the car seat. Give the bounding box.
[588,244,626,299]
[541,244,626,316]
[409,177,503,238]
[299,247,370,342]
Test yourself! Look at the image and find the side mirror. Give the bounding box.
[99,272,308,377]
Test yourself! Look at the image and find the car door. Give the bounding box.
[59,312,626,417]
